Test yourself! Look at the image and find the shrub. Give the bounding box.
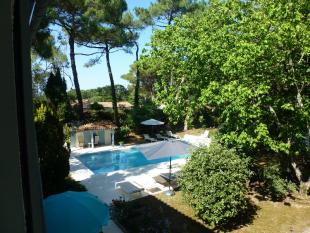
[63,177,87,192]
[179,143,251,227]
[34,103,70,197]
[124,102,165,131]
[90,102,104,111]
[262,164,297,201]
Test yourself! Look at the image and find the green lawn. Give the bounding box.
[115,191,310,233]
[176,127,218,138]
[155,192,310,233]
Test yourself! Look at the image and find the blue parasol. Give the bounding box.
[44,191,109,233]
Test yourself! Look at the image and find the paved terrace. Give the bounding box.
[70,143,187,204]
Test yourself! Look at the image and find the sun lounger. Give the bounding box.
[159,172,178,181]
[143,134,157,142]
[115,181,144,201]
[166,131,180,139]
[155,133,169,140]
[153,173,180,190]
[201,130,209,138]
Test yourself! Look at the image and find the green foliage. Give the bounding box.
[34,103,70,197]
[44,69,74,122]
[117,125,131,141]
[63,123,71,150]
[144,0,310,156]
[261,164,297,201]
[31,35,68,98]
[179,143,251,227]
[64,177,87,192]
[90,102,104,111]
[45,69,67,107]
[122,59,158,103]
[135,0,204,27]
[124,101,165,131]
[68,85,129,102]
[76,0,135,125]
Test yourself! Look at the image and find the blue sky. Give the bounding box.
[63,0,154,90]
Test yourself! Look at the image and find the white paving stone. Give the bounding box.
[69,143,188,233]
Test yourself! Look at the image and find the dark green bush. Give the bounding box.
[63,177,87,192]
[179,143,251,227]
[90,102,104,111]
[262,164,296,201]
[34,103,70,197]
[124,101,165,131]
[120,125,131,138]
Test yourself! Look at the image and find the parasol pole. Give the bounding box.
[165,155,175,196]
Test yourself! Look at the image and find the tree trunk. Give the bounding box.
[291,162,310,194]
[133,42,140,109]
[105,45,120,126]
[183,113,190,131]
[69,35,83,120]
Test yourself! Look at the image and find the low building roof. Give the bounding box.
[75,121,117,131]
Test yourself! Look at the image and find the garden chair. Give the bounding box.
[143,134,157,142]
[115,181,144,201]
[156,133,169,140]
[165,130,180,139]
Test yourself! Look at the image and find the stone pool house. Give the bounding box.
[70,121,117,148]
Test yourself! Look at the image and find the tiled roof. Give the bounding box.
[76,121,117,131]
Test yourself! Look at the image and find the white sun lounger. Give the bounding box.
[156,133,169,140]
[166,131,180,139]
[115,181,144,200]
[143,134,157,142]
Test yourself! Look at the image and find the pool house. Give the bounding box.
[70,121,117,148]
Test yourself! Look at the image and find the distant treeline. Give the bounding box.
[68,85,129,102]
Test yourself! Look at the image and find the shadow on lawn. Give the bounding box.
[216,198,259,232]
[111,195,213,233]
[111,195,259,233]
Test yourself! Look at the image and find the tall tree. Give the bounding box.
[133,0,205,130]
[135,0,203,27]
[145,0,310,184]
[121,12,147,109]
[45,68,73,122]
[48,0,89,119]
[34,102,70,197]
[78,0,134,126]
[121,58,158,102]
[31,38,69,98]
[30,0,54,40]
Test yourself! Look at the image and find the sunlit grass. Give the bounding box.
[155,191,310,233]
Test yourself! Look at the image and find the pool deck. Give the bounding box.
[70,143,187,204]
[70,143,187,233]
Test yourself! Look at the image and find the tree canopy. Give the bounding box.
[142,0,310,156]
[135,0,204,27]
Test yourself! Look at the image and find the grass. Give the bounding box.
[176,127,218,138]
[233,195,310,233]
[113,191,310,233]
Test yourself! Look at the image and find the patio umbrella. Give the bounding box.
[141,118,164,134]
[141,118,164,126]
[138,140,193,160]
[44,191,109,233]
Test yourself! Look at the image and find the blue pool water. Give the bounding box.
[78,148,187,174]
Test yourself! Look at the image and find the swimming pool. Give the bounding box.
[78,148,188,174]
